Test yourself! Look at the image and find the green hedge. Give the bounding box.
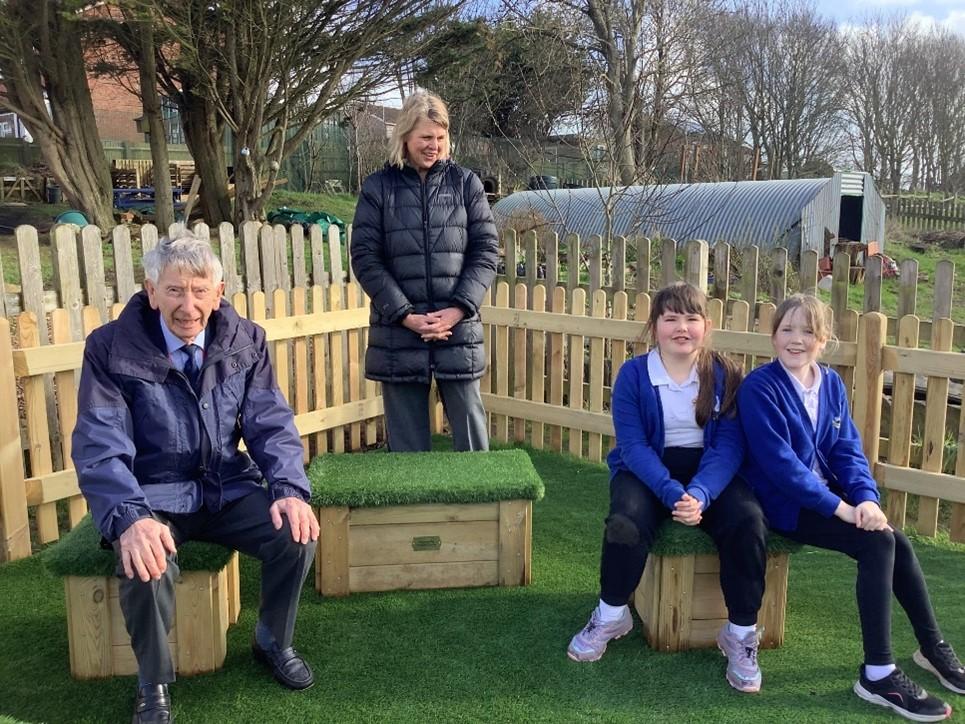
[308,449,545,508]
[43,515,236,578]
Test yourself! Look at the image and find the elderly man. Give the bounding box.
[72,231,319,724]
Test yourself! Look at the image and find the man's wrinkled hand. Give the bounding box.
[119,518,177,582]
[270,497,320,545]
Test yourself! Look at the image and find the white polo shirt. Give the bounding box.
[780,360,827,484]
[647,352,703,448]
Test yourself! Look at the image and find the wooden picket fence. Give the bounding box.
[0,221,351,322]
[498,230,963,349]
[0,282,382,561]
[2,221,960,349]
[885,195,965,231]
[480,255,964,542]
[0,231,962,562]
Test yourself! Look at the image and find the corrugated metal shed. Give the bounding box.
[859,174,887,246]
[492,173,886,258]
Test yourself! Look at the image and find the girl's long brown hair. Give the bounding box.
[646,282,743,426]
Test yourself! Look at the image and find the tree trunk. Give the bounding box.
[0,1,114,230]
[138,20,174,231]
[180,98,233,225]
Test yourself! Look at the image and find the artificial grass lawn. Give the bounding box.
[1,444,963,723]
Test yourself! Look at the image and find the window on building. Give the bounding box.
[0,120,13,138]
[161,97,185,145]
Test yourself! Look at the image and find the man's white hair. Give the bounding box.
[142,229,224,285]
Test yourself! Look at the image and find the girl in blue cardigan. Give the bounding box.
[568,283,769,694]
[739,293,962,722]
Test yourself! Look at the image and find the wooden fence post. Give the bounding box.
[916,318,954,536]
[112,225,137,305]
[741,246,758,325]
[494,282,510,443]
[863,255,882,312]
[830,250,851,338]
[587,290,607,462]
[566,233,580,294]
[505,230,518,291]
[769,247,787,304]
[661,239,677,287]
[524,231,538,301]
[853,312,887,480]
[544,232,559,290]
[242,221,262,306]
[634,236,651,297]
[611,235,626,294]
[799,250,818,296]
[567,288,587,458]
[513,283,528,443]
[0,318,30,561]
[684,240,708,293]
[883,315,919,528]
[712,242,730,301]
[588,235,603,295]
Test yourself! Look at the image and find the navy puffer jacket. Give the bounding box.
[72,292,310,541]
[350,160,498,383]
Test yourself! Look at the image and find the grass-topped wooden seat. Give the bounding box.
[633,523,800,652]
[307,449,545,596]
[43,516,241,679]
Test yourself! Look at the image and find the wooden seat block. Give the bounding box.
[633,551,790,652]
[316,500,532,596]
[309,449,543,596]
[64,552,240,679]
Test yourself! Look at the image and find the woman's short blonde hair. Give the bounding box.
[387,90,450,169]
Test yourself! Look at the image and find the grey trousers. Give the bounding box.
[381,378,489,452]
[114,487,316,684]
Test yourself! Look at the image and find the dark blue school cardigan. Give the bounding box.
[606,352,744,511]
[737,360,880,532]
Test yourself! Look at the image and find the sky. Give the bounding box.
[813,0,965,35]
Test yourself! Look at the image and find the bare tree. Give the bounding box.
[153,0,452,226]
[912,30,965,192]
[843,16,921,193]
[0,1,114,230]
[732,0,847,180]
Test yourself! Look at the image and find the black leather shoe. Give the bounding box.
[252,639,315,690]
[132,684,172,724]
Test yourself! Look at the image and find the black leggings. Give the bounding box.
[779,508,943,665]
[599,448,768,626]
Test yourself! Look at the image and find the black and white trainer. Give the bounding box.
[915,641,965,695]
[853,666,951,723]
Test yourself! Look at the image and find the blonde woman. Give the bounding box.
[350,90,498,451]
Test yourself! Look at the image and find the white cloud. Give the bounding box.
[941,9,965,34]
[906,10,939,29]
